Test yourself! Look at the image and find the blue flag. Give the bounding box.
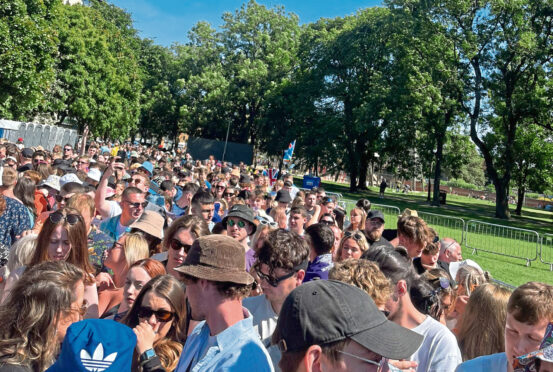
[283,140,296,162]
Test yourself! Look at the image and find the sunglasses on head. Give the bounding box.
[125,200,148,209]
[137,306,174,322]
[170,239,192,253]
[227,219,246,228]
[49,212,81,225]
[344,231,364,241]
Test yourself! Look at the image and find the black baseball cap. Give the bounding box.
[367,210,385,223]
[275,280,423,360]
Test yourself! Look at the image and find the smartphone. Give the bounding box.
[117,150,127,160]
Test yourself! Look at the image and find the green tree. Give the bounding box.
[41,3,141,138]
[433,0,553,218]
[0,0,59,119]
[512,124,553,215]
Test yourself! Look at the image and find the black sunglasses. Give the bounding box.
[55,195,71,203]
[49,212,81,225]
[63,148,72,152]
[124,200,148,209]
[137,306,174,322]
[170,239,192,253]
[344,231,364,241]
[320,219,335,225]
[254,260,308,288]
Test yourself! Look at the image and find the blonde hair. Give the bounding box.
[456,265,489,296]
[152,339,183,372]
[335,231,370,261]
[348,207,367,231]
[4,234,37,279]
[124,233,149,268]
[1,167,17,187]
[457,283,512,360]
[329,259,391,307]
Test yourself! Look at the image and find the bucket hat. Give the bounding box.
[174,235,254,285]
[275,190,292,204]
[40,175,61,191]
[515,322,553,371]
[130,210,164,240]
[222,204,257,235]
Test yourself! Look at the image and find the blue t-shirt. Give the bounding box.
[456,352,507,372]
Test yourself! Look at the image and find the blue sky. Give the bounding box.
[109,0,382,46]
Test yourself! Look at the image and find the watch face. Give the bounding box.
[141,348,156,361]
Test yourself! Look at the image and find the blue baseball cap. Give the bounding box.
[47,319,136,372]
[139,161,154,177]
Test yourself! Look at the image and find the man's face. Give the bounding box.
[129,175,149,193]
[122,192,146,220]
[88,147,97,157]
[317,191,326,201]
[438,239,463,263]
[504,313,550,370]
[365,218,384,241]
[288,213,306,234]
[6,159,17,169]
[226,216,250,242]
[195,203,214,223]
[63,146,73,158]
[33,156,45,168]
[421,250,439,267]
[306,194,317,208]
[257,263,302,310]
[283,185,292,193]
[184,278,205,321]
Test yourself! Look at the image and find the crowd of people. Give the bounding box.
[0,138,551,372]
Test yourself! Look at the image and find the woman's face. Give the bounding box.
[138,291,174,342]
[168,228,195,268]
[56,279,85,343]
[105,235,126,270]
[341,238,362,260]
[48,225,71,261]
[398,233,424,258]
[124,267,151,309]
[350,210,361,224]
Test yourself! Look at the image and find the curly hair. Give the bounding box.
[329,259,391,308]
[255,229,309,277]
[0,261,84,371]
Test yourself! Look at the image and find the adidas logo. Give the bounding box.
[80,343,117,372]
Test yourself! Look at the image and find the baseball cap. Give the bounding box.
[21,148,34,158]
[275,280,423,360]
[367,210,385,223]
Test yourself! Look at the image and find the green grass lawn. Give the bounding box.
[295,178,553,286]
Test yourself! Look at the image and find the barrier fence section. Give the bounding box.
[465,220,540,266]
[370,203,401,225]
[417,211,466,245]
[540,234,553,271]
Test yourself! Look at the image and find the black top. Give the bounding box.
[412,258,451,275]
[382,229,397,242]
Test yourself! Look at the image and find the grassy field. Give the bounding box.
[296,178,553,286]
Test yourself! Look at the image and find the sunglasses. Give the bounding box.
[223,193,234,197]
[55,195,72,203]
[63,148,72,152]
[320,219,335,225]
[124,201,148,209]
[170,239,192,253]
[256,218,278,228]
[254,260,308,287]
[49,212,81,225]
[216,185,226,189]
[227,219,246,228]
[137,306,174,322]
[344,231,364,241]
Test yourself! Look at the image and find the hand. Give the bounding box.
[387,359,418,372]
[133,321,157,355]
[95,272,114,289]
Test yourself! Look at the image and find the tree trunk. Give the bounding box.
[432,126,446,206]
[357,148,369,190]
[515,186,525,216]
[494,179,511,219]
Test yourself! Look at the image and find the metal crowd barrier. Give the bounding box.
[540,234,553,271]
[371,203,401,225]
[417,211,466,245]
[465,220,540,266]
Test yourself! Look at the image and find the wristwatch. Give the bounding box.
[139,348,156,362]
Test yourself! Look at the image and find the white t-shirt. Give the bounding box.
[243,294,278,345]
[108,200,122,218]
[455,352,508,372]
[243,294,282,372]
[411,316,462,372]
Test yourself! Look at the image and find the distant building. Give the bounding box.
[63,0,82,4]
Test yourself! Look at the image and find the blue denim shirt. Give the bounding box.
[176,313,274,372]
[99,214,129,241]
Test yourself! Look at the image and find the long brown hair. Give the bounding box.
[29,207,94,283]
[123,275,187,370]
[0,261,84,371]
[162,215,209,251]
[456,283,511,360]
